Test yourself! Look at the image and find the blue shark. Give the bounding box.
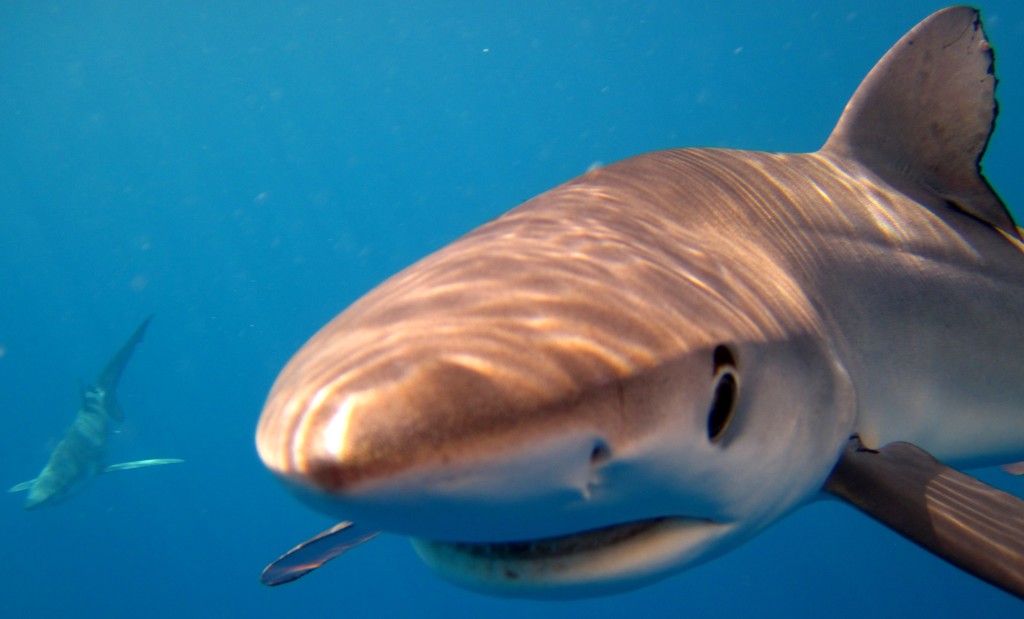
[9,316,183,509]
[256,7,1024,599]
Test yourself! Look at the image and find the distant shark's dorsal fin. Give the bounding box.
[95,315,152,392]
[93,315,154,421]
[821,6,1019,240]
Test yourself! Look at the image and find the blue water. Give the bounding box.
[2,1,1022,616]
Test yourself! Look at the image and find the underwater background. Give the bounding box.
[2,1,1023,617]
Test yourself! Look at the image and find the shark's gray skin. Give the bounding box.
[9,316,183,509]
[256,7,1024,599]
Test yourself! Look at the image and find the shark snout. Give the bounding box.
[258,352,644,540]
[22,478,66,510]
[23,492,45,510]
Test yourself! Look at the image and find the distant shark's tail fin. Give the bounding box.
[93,315,154,421]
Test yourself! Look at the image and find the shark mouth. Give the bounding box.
[425,517,669,560]
[411,516,726,596]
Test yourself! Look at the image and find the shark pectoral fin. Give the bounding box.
[102,458,184,473]
[825,438,1024,600]
[260,521,381,586]
[8,479,36,493]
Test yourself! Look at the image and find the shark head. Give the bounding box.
[24,478,64,510]
[22,469,92,510]
[257,7,1016,599]
[256,159,856,596]
[22,387,112,510]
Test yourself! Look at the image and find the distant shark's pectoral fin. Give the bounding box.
[260,521,380,586]
[8,479,36,493]
[825,437,1024,600]
[102,458,184,473]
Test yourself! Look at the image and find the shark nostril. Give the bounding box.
[590,441,612,467]
[712,344,737,373]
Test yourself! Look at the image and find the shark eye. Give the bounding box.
[708,345,738,443]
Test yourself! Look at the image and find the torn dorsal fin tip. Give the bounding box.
[822,7,1019,239]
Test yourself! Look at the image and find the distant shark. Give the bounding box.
[256,7,1024,599]
[9,316,183,509]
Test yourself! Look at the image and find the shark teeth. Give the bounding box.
[411,516,730,594]
[427,517,674,560]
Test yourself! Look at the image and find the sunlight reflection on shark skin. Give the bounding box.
[259,148,992,496]
[261,153,845,466]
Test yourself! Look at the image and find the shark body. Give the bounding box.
[256,7,1024,598]
[9,316,183,509]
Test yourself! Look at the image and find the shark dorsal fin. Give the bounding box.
[822,7,1019,239]
[95,315,153,396]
